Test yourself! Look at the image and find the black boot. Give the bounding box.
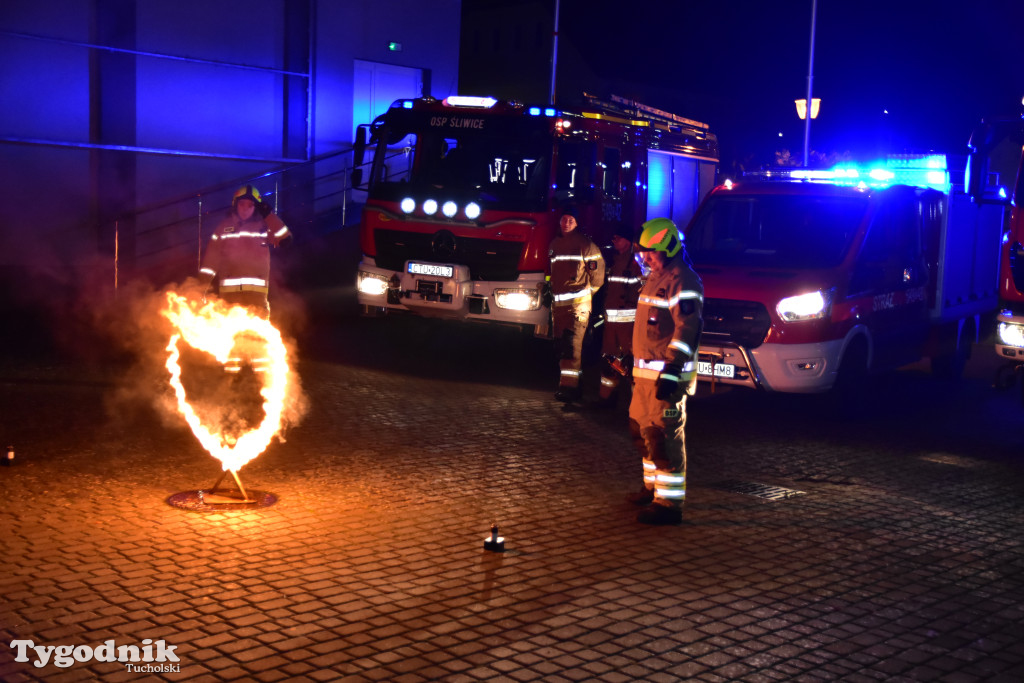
[626,486,654,506]
[637,504,682,526]
[554,386,582,402]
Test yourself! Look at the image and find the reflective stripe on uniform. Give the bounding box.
[642,459,656,485]
[273,226,289,238]
[200,267,216,277]
[633,358,693,381]
[218,231,267,240]
[654,471,686,500]
[551,254,602,263]
[605,308,636,323]
[220,276,269,293]
[553,289,591,304]
[670,340,693,356]
[638,290,703,308]
[607,275,641,285]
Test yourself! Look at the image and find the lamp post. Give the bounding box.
[550,0,561,105]
[802,0,818,167]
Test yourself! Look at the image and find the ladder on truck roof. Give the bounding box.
[580,92,710,134]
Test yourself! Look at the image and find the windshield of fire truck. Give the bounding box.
[368,124,550,210]
[686,193,869,269]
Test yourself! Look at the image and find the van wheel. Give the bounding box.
[931,322,973,380]
[832,338,869,407]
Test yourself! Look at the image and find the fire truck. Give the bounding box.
[686,152,1006,394]
[353,94,718,336]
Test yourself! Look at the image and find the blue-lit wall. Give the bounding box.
[0,0,460,285]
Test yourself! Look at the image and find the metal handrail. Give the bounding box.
[110,143,410,289]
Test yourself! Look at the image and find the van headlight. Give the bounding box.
[998,321,1024,348]
[357,271,390,296]
[494,288,541,311]
[777,290,831,322]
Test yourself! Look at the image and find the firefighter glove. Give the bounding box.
[655,364,683,401]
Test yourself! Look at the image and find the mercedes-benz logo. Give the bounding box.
[431,230,458,260]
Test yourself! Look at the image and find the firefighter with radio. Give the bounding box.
[199,184,291,319]
[548,206,605,402]
[595,224,645,408]
[628,217,703,525]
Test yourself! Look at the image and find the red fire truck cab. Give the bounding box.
[688,155,1005,393]
[353,95,718,336]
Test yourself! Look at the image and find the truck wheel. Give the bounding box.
[931,323,973,380]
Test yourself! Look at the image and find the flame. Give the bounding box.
[161,292,290,471]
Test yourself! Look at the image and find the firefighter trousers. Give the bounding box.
[628,378,687,509]
[552,299,591,389]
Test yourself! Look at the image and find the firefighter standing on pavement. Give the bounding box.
[596,225,644,408]
[548,207,605,402]
[199,184,291,319]
[628,217,703,526]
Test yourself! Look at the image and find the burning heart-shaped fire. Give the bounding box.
[161,292,290,472]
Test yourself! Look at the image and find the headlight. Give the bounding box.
[465,202,481,220]
[357,271,389,296]
[422,199,438,215]
[998,321,1024,348]
[442,201,458,218]
[494,288,541,311]
[400,197,416,214]
[777,290,830,322]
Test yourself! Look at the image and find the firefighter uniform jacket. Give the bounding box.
[548,230,605,304]
[631,255,703,383]
[604,250,644,325]
[200,212,290,302]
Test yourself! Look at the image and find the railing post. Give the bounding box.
[197,195,203,274]
[342,167,348,227]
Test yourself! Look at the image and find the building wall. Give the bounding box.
[0,0,460,289]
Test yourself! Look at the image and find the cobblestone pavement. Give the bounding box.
[2,289,1024,682]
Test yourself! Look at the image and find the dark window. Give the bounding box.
[687,192,869,269]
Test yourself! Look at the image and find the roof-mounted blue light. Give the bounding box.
[528,107,541,116]
[774,154,950,192]
[401,100,413,109]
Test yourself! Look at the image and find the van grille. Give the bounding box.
[374,229,525,282]
[701,299,772,348]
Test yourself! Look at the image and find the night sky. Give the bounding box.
[553,0,1024,168]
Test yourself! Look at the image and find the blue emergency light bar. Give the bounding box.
[528,106,559,117]
[764,154,950,192]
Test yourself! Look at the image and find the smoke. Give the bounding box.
[91,279,309,453]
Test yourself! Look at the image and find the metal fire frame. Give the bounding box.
[200,469,257,504]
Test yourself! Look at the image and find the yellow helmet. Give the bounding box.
[233,184,262,207]
[638,217,682,258]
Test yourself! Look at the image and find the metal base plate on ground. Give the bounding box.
[166,489,277,511]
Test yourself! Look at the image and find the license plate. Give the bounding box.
[408,262,453,278]
[697,361,735,379]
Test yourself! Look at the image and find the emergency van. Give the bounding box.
[353,94,718,336]
[687,154,1005,393]
[986,119,1024,390]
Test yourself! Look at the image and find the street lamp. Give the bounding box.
[801,0,818,167]
[795,98,821,121]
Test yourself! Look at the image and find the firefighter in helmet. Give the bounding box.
[199,184,291,318]
[548,206,605,402]
[627,217,703,525]
[595,223,644,408]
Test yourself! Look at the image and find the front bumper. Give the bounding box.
[356,257,550,335]
[697,338,845,394]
